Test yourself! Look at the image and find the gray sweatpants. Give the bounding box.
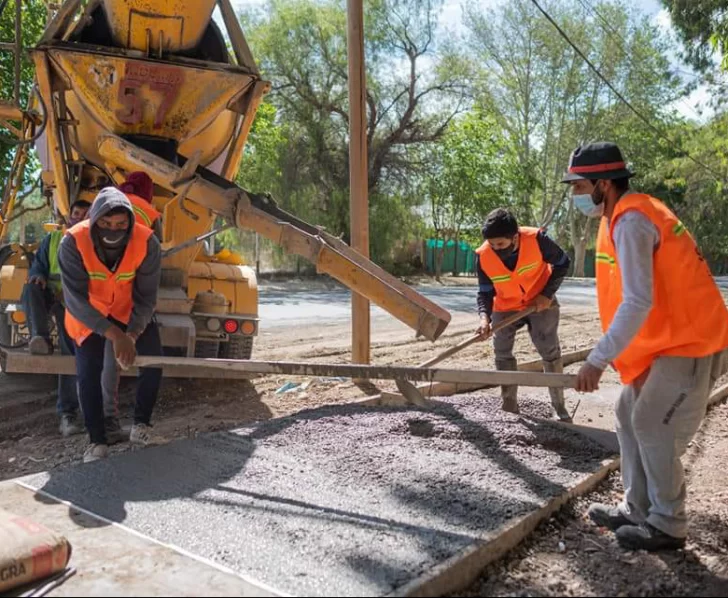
[491,303,563,410]
[616,351,727,538]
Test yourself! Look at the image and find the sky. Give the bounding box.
[230,0,712,121]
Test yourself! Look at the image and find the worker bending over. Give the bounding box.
[59,187,163,462]
[23,200,89,436]
[565,141,728,551]
[476,208,571,421]
[99,171,163,444]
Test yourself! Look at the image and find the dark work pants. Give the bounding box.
[75,319,162,445]
[21,282,79,416]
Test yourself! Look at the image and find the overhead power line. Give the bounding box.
[576,0,703,121]
[529,0,723,181]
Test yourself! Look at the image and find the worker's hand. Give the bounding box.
[28,275,46,289]
[529,294,552,312]
[576,362,604,393]
[477,316,492,339]
[112,333,137,370]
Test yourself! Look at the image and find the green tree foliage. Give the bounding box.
[0,0,47,185]
[420,108,525,279]
[239,0,469,263]
[464,0,681,275]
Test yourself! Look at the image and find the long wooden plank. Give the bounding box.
[133,356,577,388]
[1,352,252,380]
[357,347,593,407]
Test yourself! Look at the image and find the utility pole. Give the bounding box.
[346,0,370,364]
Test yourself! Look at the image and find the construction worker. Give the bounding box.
[95,171,162,444]
[22,200,90,436]
[476,208,572,421]
[564,141,728,551]
[118,171,162,238]
[58,187,163,462]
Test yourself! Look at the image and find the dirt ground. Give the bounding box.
[1,291,726,596]
[460,400,728,597]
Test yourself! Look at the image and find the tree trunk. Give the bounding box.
[572,237,587,278]
[434,237,444,282]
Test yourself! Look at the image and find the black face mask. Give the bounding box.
[494,237,517,260]
[99,229,127,247]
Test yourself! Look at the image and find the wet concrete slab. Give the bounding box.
[15,394,616,597]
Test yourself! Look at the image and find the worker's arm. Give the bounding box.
[27,235,52,283]
[587,212,659,370]
[476,260,494,335]
[126,235,161,337]
[58,235,112,337]
[536,230,571,298]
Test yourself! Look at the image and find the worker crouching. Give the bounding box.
[58,187,163,463]
[475,208,572,421]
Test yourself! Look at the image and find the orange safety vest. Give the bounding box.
[476,227,552,313]
[596,193,728,384]
[64,220,153,345]
[126,193,161,230]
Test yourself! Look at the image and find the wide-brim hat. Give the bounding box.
[561,141,635,182]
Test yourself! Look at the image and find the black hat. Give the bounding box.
[561,141,635,183]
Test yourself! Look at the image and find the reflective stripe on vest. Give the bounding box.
[64,220,153,345]
[47,230,64,294]
[596,193,728,384]
[127,193,161,230]
[475,227,552,312]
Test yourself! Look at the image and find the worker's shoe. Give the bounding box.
[501,396,520,414]
[129,423,153,447]
[587,503,633,531]
[83,443,109,463]
[59,414,83,437]
[29,336,53,355]
[616,523,686,552]
[105,417,127,445]
[553,403,572,423]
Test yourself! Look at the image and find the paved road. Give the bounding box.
[258,279,599,329]
[258,276,728,329]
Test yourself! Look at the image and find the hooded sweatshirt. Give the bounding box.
[58,187,161,338]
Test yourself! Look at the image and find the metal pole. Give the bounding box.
[346,0,370,365]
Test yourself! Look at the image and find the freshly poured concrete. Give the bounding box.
[19,394,614,597]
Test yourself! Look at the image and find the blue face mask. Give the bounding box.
[573,193,604,218]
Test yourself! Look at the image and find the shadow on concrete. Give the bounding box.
[28,398,613,595]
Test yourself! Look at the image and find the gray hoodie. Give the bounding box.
[58,187,161,338]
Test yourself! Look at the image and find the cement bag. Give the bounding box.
[0,508,71,593]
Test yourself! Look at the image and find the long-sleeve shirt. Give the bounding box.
[477,230,571,318]
[587,210,659,370]
[58,234,161,337]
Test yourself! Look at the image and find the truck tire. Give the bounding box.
[218,335,253,360]
[0,313,11,347]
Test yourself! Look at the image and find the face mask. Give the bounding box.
[573,193,605,218]
[68,217,81,227]
[494,238,516,260]
[99,229,127,247]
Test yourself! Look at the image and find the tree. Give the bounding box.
[661,0,728,71]
[421,108,524,280]
[464,0,680,275]
[240,0,469,254]
[1,0,49,217]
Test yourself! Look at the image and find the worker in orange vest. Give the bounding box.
[475,208,571,421]
[91,171,162,442]
[564,141,728,551]
[118,171,161,236]
[58,187,163,463]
